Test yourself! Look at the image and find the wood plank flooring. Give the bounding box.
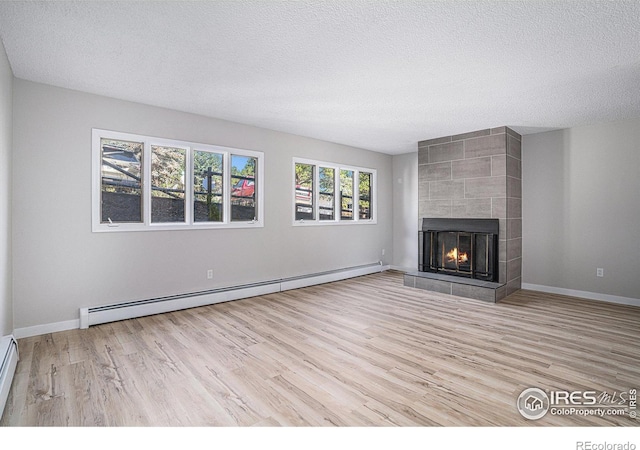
[2,270,639,426]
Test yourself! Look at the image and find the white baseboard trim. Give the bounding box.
[13,319,80,339]
[521,283,640,308]
[281,263,389,291]
[13,263,389,338]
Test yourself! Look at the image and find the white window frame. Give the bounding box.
[292,157,377,226]
[92,128,264,232]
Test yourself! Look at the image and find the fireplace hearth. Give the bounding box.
[419,218,499,282]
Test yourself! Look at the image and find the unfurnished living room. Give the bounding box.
[0,0,639,446]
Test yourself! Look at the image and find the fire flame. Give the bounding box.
[446,247,469,264]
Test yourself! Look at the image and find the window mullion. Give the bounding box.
[143,140,152,226]
[354,170,360,222]
[313,164,319,222]
[371,172,375,221]
[223,152,231,224]
[334,166,340,222]
[185,147,193,225]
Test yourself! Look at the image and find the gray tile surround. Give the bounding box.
[452,157,491,179]
[415,126,522,301]
[428,141,464,163]
[464,134,506,159]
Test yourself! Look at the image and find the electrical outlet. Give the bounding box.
[382,248,385,256]
[207,269,213,280]
[596,268,604,277]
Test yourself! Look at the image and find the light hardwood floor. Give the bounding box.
[2,271,639,426]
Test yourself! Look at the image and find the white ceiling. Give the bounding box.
[1,1,639,155]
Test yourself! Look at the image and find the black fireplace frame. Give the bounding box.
[419,218,499,282]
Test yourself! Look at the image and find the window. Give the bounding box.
[93,129,263,232]
[100,138,143,223]
[295,163,314,220]
[359,171,372,220]
[318,167,334,220]
[340,169,354,220]
[231,155,258,222]
[151,145,186,223]
[193,150,224,222]
[293,158,376,225]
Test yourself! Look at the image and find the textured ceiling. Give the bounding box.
[1,0,639,154]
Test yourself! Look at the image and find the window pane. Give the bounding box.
[100,138,143,223]
[193,151,223,222]
[231,154,257,221]
[151,145,186,223]
[319,167,335,220]
[359,172,372,220]
[340,169,354,220]
[295,163,314,220]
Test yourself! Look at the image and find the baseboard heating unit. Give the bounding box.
[80,262,387,329]
[0,335,19,418]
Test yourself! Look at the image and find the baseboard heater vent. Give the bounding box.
[0,335,19,419]
[80,262,386,329]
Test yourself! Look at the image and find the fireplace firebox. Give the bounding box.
[419,218,499,282]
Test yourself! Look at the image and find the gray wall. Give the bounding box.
[12,79,393,330]
[0,40,12,337]
[522,119,640,300]
[391,152,418,271]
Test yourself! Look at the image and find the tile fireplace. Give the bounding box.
[404,126,522,303]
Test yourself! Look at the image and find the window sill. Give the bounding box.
[92,221,264,233]
[292,219,377,227]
